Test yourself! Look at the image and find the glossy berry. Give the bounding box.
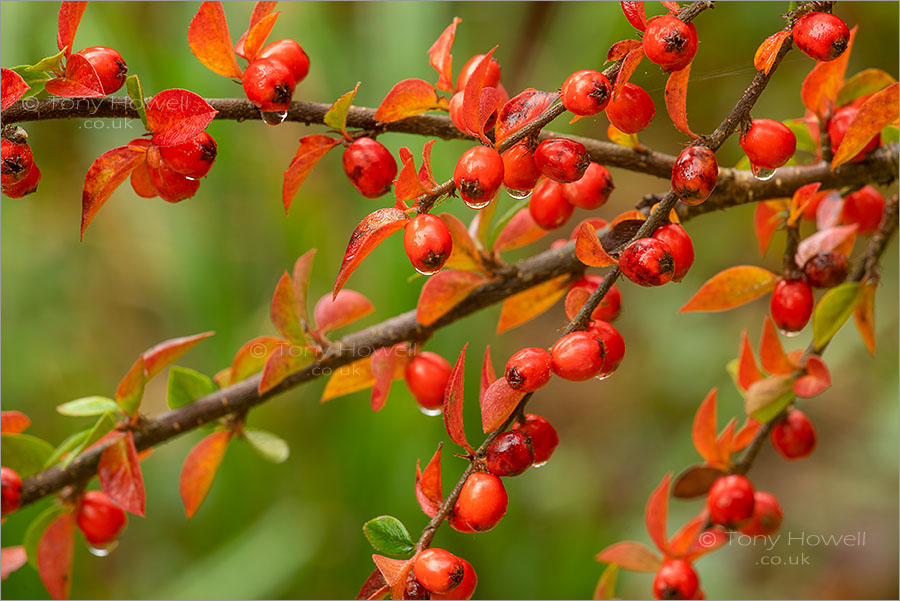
[402,571,430,600]
[74,46,127,94]
[529,180,574,230]
[740,119,796,170]
[770,409,817,460]
[514,414,559,466]
[827,106,881,163]
[652,224,694,282]
[456,54,501,92]
[501,141,541,192]
[505,347,552,392]
[562,162,614,210]
[413,548,465,594]
[1,137,34,186]
[342,137,398,199]
[431,559,477,600]
[454,146,504,208]
[739,491,784,537]
[485,431,534,477]
[588,320,625,376]
[706,474,755,527]
[158,131,217,178]
[1,467,22,515]
[561,69,612,116]
[792,12,850,62]
[76,490,127,546]
[803,251,848,288]
[149,162,200,203]
[671,146,718,205]
[257,39,310,83]
[448,92,467,134]
[619,238,675,287]
[606,83,655,134]
[452,472,508,532]
[533,138,590,184]
[404,214,453,275]
[770,279,814,334]
[653,559,699,601]
[643,16,698,71]
[571,276,622,322]
[242,58,295,113]
[550,331,605,381]
[2,163,41,198]
[842,185,885,234]
[404,351,452,411]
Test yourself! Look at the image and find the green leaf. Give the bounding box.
[724,358,740,391]
[10,65,51,97]
[744,375,795,423]
[487,196,531,250]
[57,396,121,416]
[363,515,415,556]
[23,49,67,75]
[126,74,148,129]
[783,119,817,155]
[882,125,899,145]
[1,433,55,478]
[24,505,70,570]
[243,428,290,464]
[813,282,864,352]
[43,429,91,469]
[837,68,897,107]
[61,413,118,469]
[168,366,218,409]
[323,82,360,138]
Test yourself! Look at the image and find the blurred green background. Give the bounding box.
[2,2,898,599]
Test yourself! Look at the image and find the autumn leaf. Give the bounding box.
[812,281,863,352]
[613,47,645,102]
[1,69,30,111]
[143,331,215,379]
[180,430,231,518]
[417,270,487,326]
[283,135,341,213]
[314,289,374,333]
[594,541,661,573]
[801,26,856,116]
[428,17,461,92]
[593,564,619,601]
[79,145,147,238]
[462,47,498,141]
[145,89,218,147]
[753,200,786,256]
[415,443,444,517]
[853,280,877,355]
[1,411,31,435]
[692,389,720,464]
[753,30,791,75]
[680,266,777,313]
[369,344,407,411]
[837,68,897,107]
[324,82,361,139]
[234,1,278,58]
[744,376,794,423]
[188,1,243,78]
[496,274,569,333]
[57,1,87,56]
[393,147,428,201]
[292,249,317,325]
[37,512,75,600]
[759,317,799,375]
[371,555,412,601]
[575,222,617,267]
[620,1,647,31]
[607,124,643,150]
[334,209,409,297]
[737,332,763,392]
[492,208,548,253]
[440,213,485,272]
[480,377,525,433]
[258,344,315,394]
[672,464,725,499]
[607,39,642,61]
[321,357,376,402]
[645,473,671,555]
[270,271,305,344]
[832,83,898,168]
[239,11,279,62]
[227,336,285,386]
[665,62,697,138]
[443,345,474,454]
[44,53,104,98]
[794,356,831,398]
[481,345,496,400]
[374,79,443,123]
[795,224,857,273]
[98,432,145,516]
[493,89,560,146]
[115,356,146,416]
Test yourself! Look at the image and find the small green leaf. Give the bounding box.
[43,429,91,469]
[724,358,740,391]
[1,433,55,478]
[323,82,360,139]
[57,396,121,416]
[23,49,67,75]
[783,119,817,155]
[363,515,415,556]
[487,196,531,251]
[745,375,795,423]
[837,68,897,107]
[243,428,290,463]
[126,75,149,129]
[168,366,218,409]
[24,505,70,570]
[61,413,118,469]
[882,125,899,145]
[10,65,51,97]
[813,282,864,352]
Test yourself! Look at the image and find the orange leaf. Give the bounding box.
[234,1,278,58]
[115,356,145,416]
[692,389,719,464]
[180,430,231,518]
[620,1,647,31]
[496,274,569,333]
[795,224,857,268]
[832,83,899,168]
[461,47,499,140]
[0,411,30,434]
[715,418,737,461]
[417,270,487,326]
[290,249,317,325]
[98,432,145,516]
[415,443,444,517]
[801,26,857,116]
[737,331,763,392]
[564,286,591,321]
[613,47,645,102]
[228,336,286,385]
[680,266,777,312]
[753,200,786,256]
[188,1,243,78]
[428,17,461,92]
[394,147,428,201]
[759,316,799,375]
[370,344,407,411]
[645,473,671,555]
[788,182,821,226]
[314,289,374,333]
[372,555,411,601]
[146,89,218,147]
[282,135,341,213]
[143,332,215,379]
[493,208,548,253]
[240,11,279,62]
[793,355,831,398]
[853,280,877,355]
[683,528,729,562]
[606,124,643,150]
[57,1,87,55]
[418,139,439,191]
[258,344,314,394]
[733,417,761,451]
[668,514,706,558]
[494,89,561,146]
[480,345,496,401]
[443,344,474,453]
[609,211,646,228]
[80,145,147,238]
[270,271,304,343]
[594,541,661,572]
[664,62,698,138]
[1,545,27,581]
[45,53,104,98]
[575,222,617,267]
[333,208,409,298]
[753,30,791,75]
[374,78,442,123]
[607,39,642,61]
[480,377,525,433]
[321,357,376,402]
[37,512,74,600]
[440,213,485,273]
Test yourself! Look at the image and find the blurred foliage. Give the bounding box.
[1,2,898,599]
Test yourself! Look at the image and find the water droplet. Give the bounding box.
[414,266,441,277]
[87,540,118,557]
[261,110,288,125]
[779,328,801,338]
[419,406,442,417]
[595,371,615,381]
[464,197,493,210]
[750,164,776,181]
[532,460,549,468]
[506,188,533,200]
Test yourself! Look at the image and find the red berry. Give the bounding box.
[652,224,694,282]
[74,46,127,94]
[448,92,466,134]
[706,474,755,527]
[514,414,559,466]
[770,409,817,460]
[619,238,675,287]
[76,490,128,546]
[529,180,574,230]
[792,12,850,62]
[1,467,22,515]
[739,491,783,536]
[770,279,814,334]
[671,146,718,205]
[588,320,625,377]
[1,137,34,186]
[404,214,453,275]
[561,69,612,116]
[571,276,622,322]
[501,141,541,192]
[404,351,452,411]
[456,54,501,92]
[803,251,848,288]
[485,431,534,477]
[430,559,477,600]
[453,146,504,209]
[242,58,296,113]
[828,106,881,163]
[453,472,508,532]
[533,138,590,184]
[257,39,310,83]
[342,137,398,199]
[740,119,796,170]
[158,131,217,178]
[550,331,605,381]
[606,83,655,134]
[130,162,157,198]
[643,16,698,71]
[842,185,885,234]
[562,162,614,210]
[653,559,699,601]
[505,347,552,392]
[149,161,200,203]
[3,163,42,198]
[413,548,465,594]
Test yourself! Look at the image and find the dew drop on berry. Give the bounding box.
[779,327,801,338]
[419,406,443,417]
[750,164,776,181]
[414,265,442,277]
[506,188,533,200]
[464,197,493,210]
[532,458,550,468]
[87,540,119,557]
[261,110,289,125]
[594,371,615,381]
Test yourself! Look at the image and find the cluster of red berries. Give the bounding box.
[1,128,40,198]
[130,130,218,203]
[706,475,785,536]
[242,39,310,120]
[561,66,656,134]
[1,466,22,515]
[408,548,477,600]
[528,159,614,231]
[619,223,695,287]
[76,490,128,548]
[792,12,850,63]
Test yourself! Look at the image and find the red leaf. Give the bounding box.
[620,1,647,31]
[372,555,411,601]
[314,289,374,333]
[188,1,243,78]
[418,139,439,191]
[801,26,857,116]
[283,135,341,213]
[660,0,680,11]
[471,87,505,140]
[130,161,157,198]
[480,377,525,433]
[428,17,461,92]
[37,512,74,600]
[607,39,643,61]
[234,1,279,58]
[228,336,286,385]
[1,546,27,581]
[415,443,444,518]
[795,224,857,269]
[292,249,317,325]
[493,208,548,253]
[575,222,617,267]
[664,62,698,138]
[753,30,791,75]
[853,280,877,355]
[417,270,487,326]
[645,473,671,555]
[57,1,87,55]
[692,389,719,464]
[116,356,145,416]
[441,213,485,273]
[564,286,591,321]
[595,541,661,572]
[668,514,707,558]
[462,47,498,141]
[356,568,389,601]
[497,274,569,334]
[494,89,561,146]
[443,344,474,454]
[370,344,407,411]
[258,344,314,394]
[394,147,428,202]
[1,410,31,434]
[1,69,30,111]
[715,418,737,460]
[180,430,231,518]
[480,345,496,400]
[733,417,760,451]
[760,316,799,375]
[737,331,763,392]
[753,200,785,256]
[146,89,218,147]
[80,144,147,238]
[680,266,777,312]
[239,11,279,62]
[794,355,831,398]
[271,271,305,344]
[832,83,899,168]
[373,78,443,123]
[613,47,645,101]
[98,432,146,516]
[45,53,104,98]
[787,182,822,226]
[333,208,409,298]
[142,332,215,380]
